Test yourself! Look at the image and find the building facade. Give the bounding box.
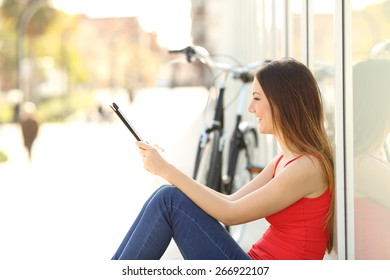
[197,0,390,259]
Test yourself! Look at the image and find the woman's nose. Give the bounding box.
[248,101,254,113]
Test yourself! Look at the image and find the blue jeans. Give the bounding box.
[111,185,252,260]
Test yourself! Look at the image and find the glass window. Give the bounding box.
[311,1,336,152]
[263,0,286,59]
[351,0,390,260]
[310,0,337,259]
[289,0,304,61]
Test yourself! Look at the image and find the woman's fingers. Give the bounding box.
[136,141,165,153]
[136,141,152,150]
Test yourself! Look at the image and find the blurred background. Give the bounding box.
[0,0,390,276]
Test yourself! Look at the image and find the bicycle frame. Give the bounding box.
[224,82,259,194]
[192,73,229,192]
[225,83,250,184]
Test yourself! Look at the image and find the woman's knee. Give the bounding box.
[155,184,180,199]
[152,185,187,207]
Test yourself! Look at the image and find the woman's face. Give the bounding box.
[248,78,274,134]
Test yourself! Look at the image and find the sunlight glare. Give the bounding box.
[51,0,192,49]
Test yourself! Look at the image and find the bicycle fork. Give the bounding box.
[223,83,262,194]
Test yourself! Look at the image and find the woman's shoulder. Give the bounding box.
[283,154,328,198]
[290,153,323,169]
[277,153,321,172]
[268,153,324,181]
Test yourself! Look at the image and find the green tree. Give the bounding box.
[0,0,59,90]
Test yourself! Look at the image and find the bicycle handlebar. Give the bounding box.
[169,45,270,82]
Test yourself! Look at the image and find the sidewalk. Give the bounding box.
[0,87,267,266]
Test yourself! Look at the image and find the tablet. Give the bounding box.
[110,102,143,141]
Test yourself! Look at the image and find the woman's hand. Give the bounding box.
[136,141,170,176]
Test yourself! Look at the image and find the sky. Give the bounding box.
[51,0,193,49]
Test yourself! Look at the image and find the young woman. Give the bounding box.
[111,58,335,260]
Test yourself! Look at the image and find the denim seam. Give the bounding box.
[133,211,165,259]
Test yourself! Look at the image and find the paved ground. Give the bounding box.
[0,87,268,277]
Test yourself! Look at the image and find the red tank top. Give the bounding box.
[247,155,330,260]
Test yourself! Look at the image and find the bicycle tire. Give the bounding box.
[225,127,258,243]
[193,129,223,192]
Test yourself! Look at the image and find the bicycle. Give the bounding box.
[168,46,266,242]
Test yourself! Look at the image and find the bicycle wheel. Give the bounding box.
[225,127,258,243]
[193,129,223,192]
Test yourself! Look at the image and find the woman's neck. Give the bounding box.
[277,140,299,160]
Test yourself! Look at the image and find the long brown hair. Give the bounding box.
[256,58,335,253]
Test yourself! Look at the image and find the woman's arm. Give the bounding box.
[138,141,276,201]
[137,142,324,225]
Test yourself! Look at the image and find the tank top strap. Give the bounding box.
[272,154,305,178]
[283,154,305,167]
[272,155,284,178]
